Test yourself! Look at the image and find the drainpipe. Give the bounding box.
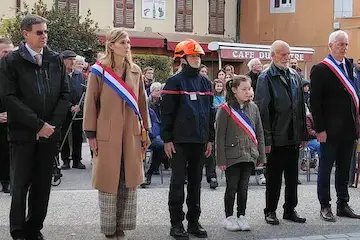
[236,0,241,42]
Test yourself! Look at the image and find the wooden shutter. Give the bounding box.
[56,0,78,15]
[57,0,67,9]
[209,0,225,34]
[175,0,193,32]
[69,0,79,16]
[114,0,134,28]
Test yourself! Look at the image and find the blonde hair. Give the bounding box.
[100,29,134,68]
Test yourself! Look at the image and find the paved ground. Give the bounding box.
[0,143,359,240]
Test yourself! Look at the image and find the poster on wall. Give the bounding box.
[142,0,166,20]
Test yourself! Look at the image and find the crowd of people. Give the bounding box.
[0,13,359,240]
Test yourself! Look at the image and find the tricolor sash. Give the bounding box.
[221,103,258,146]
[321,55,359,115]
[90,62,143,127]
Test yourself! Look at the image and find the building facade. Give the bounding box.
[239,0,360,77]
[0,0,240,79]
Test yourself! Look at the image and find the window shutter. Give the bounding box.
[69,0,79,16]
[209,0,224,34]
[57,0,67,9]
[125,0,134,28]
[175,0,185,31]
[114,0,134,28]
[184,0,193,32]
[114,0,124,27]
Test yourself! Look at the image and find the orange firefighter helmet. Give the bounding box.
[173,39,205,59]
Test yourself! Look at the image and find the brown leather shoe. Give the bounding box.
[320,207,336,222]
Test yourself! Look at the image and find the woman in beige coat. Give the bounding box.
[83,29,150,239]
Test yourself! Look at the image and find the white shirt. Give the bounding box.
[25,43,43,59]
[334,57,349,77]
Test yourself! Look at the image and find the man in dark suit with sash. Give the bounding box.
[310,30,360,222]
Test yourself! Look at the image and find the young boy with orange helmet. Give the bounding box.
[161,39,215,240]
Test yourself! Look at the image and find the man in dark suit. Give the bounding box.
[310,30,360,222]
[0,38,14,194]
[0,15,69,240]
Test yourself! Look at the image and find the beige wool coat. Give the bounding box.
[83,62,150,194]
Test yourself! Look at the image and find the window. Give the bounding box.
[334,0,353,18]
[56,0,79,16]
[209,0,225,34]
[114,0,135,28]
[175,0,193,32]
[270,0,296,13]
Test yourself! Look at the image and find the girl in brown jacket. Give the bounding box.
[216,75,266,232]
[83,29,150,239]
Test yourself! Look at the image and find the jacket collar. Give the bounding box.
[18,41,57,66]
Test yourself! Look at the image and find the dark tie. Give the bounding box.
[339,63,347,76]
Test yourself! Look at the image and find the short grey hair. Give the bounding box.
[270,40,290,55]
[75,55,85,63]
[247,58,261,71]
[150,82,162,93]
[328,30,348,44]
[20,14,48,31]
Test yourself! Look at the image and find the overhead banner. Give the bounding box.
[142,0,166,20]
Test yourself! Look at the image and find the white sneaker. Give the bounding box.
[256,173,266,185]
[223,216,241,231]
[237,215,251,231]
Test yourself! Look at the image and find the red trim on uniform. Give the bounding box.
[161,90,214,96]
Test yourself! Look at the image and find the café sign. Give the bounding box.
[220,49,313,62]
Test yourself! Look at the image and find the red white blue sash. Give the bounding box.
[322,55,359,115]
[221,103,258,146]
[90,62,143,127]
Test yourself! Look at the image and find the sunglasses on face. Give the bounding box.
[35,30,49,36]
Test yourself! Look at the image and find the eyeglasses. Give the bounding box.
[35,30,49,36]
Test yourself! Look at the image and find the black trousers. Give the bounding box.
[317,140,354,208]
[168,143,206,226]
[0,124,10,183]
[225,162,253,217]
[60,112,83,163]
[147,137,165,176]
[10,141,57,238]
[265,145,299,214]
[204,146,217,182]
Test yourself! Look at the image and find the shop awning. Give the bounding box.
[97,29,165,48]
[161,33,234,53]
[208,42,315,62]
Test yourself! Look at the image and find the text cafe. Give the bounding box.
[208,42,315,76]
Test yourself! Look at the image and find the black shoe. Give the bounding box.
[297,179,302,185]
[283,210,306,223]
[170,224,189,240]
[209,179,218,189]
[265,211,280,225]
[26,233,46,240]
[61,163,70,170]
[105,233,116,238]
[13,238,25,240]
[337,204,360,219]
[140,175,152,188]
[320,206,336,222]
[187,222,208,238]
[1,182,10,193]
[72,162,86,169]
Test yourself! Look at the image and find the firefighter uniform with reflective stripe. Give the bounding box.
[161,39,215,240]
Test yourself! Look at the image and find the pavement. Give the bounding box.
[0,143,360,240]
